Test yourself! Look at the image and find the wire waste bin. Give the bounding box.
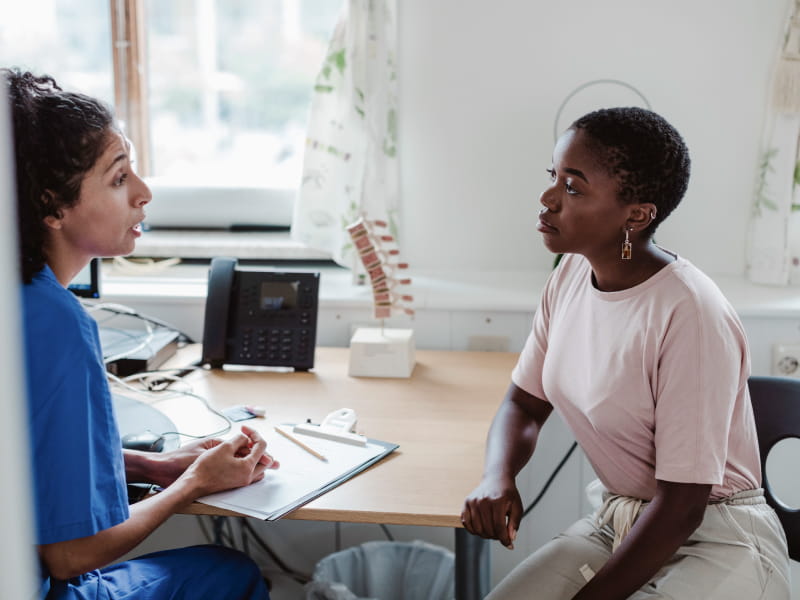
[305,540,455,600]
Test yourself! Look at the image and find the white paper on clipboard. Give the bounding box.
[196,421,398,520]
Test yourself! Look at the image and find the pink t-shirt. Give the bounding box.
[512,253,760,501]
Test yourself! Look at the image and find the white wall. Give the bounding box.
[399,0,790,276]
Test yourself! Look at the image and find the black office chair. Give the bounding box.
[748,376,800,560]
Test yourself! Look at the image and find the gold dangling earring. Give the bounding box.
[621,228,632,260]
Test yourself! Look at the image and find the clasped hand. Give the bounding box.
[149,425,279,495]
[461,474,522,549]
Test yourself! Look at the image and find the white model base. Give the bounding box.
[348,327,416,378]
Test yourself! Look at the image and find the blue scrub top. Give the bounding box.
[22,265,129,550]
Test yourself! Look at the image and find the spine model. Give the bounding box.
[346,216,414,320]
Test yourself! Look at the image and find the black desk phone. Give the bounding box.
[201,257,320,370]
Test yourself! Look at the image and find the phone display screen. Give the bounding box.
[259,281,299,311]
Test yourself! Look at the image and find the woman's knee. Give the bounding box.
[190,545,268,598]
[485,519,611,600]
[160,544,269,599]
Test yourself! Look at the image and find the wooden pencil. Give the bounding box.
[274,426,328,462]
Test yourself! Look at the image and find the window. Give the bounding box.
[1,0,340,234]
[0,0,114,104]
[143,0,339,186]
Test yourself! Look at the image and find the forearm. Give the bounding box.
[483,409,536,480]
[462,383,551,547]
[482,384,550,480]
[124,448,186,488]
[40,473,200,580]
[125,449,158,482]
[572,482,710,600]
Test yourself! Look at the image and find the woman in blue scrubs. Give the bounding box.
[5,68,278,599]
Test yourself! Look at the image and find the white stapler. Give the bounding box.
[293,408,367,446]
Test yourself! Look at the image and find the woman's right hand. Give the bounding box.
[181,425,279,497]
[461,473,522,549]
[461,383,551,550]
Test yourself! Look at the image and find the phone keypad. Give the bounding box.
[235,327,313,365]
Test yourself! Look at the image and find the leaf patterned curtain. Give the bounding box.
[747,114,800,285]
[291,0,398,270]
[747,1,800,285]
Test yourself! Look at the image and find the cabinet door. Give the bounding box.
[316,307,451,349]
[450,311,534,353]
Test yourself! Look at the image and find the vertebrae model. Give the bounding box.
[346,216,413,320]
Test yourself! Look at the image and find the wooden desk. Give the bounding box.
[162,347,517,599]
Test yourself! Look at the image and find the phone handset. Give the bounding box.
[202,257,238,368]
[321,408,358,432]
[293,408,366,446]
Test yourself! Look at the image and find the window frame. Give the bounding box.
[110,0,151,176]
[107,0,332,262]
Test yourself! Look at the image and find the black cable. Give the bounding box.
[521,441,578,520]
[197,516,212,544]
[239,519,250,556]
[211,515,235,546]
[226,516,236,546]
[378,523,394,542]
[335,521,394,547]
[240,519,311,584]
[139,361,205,389]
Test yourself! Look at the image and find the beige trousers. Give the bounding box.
[486,489,790,600]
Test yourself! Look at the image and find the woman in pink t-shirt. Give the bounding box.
[461,107,790,599]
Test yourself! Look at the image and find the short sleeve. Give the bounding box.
[23,271,129,546]
[652,280,749,486]
[511,256,571,400]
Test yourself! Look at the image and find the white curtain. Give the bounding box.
[747,1,800,285]
[746,113,800,285]
[291,0,398,270]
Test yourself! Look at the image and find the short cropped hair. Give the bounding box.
[2,68,115,283]
[570,106,691,234]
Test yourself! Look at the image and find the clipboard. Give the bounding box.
[196,422,398,520]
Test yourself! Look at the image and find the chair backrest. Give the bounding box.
[747,376,800,561]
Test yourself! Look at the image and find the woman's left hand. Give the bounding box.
[149,437,222,486]
[124,438,220,488]
[126,430,279,488]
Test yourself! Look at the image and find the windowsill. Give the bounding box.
[131,229,330,261]
[121,230,548,311]
[701,274,800,319]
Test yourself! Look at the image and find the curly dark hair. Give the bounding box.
[570,106,691,234]
[2,68,115,283]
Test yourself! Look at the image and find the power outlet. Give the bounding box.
[772,343,800,377]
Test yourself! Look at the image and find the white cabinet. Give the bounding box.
[315,308,535,352]
[316,306,453,349]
